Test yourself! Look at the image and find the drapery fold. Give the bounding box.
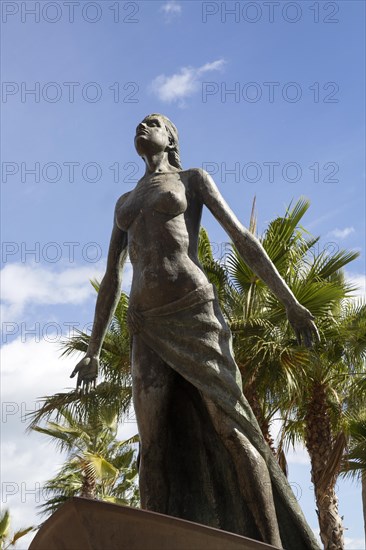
[128,284,320,549]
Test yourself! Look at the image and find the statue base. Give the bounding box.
[29,497,277,550]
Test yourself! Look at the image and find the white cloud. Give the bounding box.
[197,60,226,73]
[0,262,133,324]
[160,1,182,21]
[1,333,137,548]
[1,338,76,547]
[150,59,226,104]
[1,263,106,320]
[328,227,355,239]
[1,337,76,403]
[345,272,366,299]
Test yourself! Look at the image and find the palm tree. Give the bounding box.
[275,291,366,550]
[199,198,366,548]
[27,285,139,515]
[32,407,139,516]
[199,199,341,449]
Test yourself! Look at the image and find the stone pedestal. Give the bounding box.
[29,497,277,550]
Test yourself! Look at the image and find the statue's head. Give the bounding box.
[135,113,182,169]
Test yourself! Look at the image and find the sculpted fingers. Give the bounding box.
[302,319,321,348]
[303,328,313,349]
[80,374,97,394]
[296,322,320,349]
[81,378,91,393]
[287,304,320,348]
[294,327,302,346]
[78,370,97,393]
[70,356,98,391]
[70,357,91,378]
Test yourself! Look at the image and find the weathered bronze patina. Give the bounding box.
[71,115,320,549]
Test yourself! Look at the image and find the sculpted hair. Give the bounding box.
[145,113,182,170]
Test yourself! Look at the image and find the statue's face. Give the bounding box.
[134,116,171,157]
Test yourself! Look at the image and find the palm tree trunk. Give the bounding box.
[81,477,96,499]
[80,463,96,499]
[244,379,291,477]
[305,382,344,549]
[244,380,276,453]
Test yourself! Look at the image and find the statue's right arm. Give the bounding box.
[70,197,128,390]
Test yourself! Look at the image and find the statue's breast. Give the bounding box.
[116,176,188,231]
[146,174,188,217]
[115,191,136,232]
[151,186,187,216]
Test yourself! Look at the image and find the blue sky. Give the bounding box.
[1,1,365,547]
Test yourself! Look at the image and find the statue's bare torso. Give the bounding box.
[116,169,208,310]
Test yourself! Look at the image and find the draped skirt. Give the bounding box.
[128,284,319,549]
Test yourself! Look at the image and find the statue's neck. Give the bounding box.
[143,152,172,175]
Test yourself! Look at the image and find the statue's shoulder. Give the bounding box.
[185,167,207,178]
[184,168,210,187]
[115,190,132,209]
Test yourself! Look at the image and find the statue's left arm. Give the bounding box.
[196,169,319,347]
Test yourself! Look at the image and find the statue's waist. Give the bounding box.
[127,283,216,334]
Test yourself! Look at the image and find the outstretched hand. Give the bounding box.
[70,355,99,393]
[286,303,320,348]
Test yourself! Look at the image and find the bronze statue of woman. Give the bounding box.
[71,114,320,549]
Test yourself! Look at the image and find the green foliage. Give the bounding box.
[27,286,132,430]
[341,410,366,481]
[0,509,35,550]
[27,282,139,516]
[32,408,139,517]
[198,197,365,542]
[199,198,365,454]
